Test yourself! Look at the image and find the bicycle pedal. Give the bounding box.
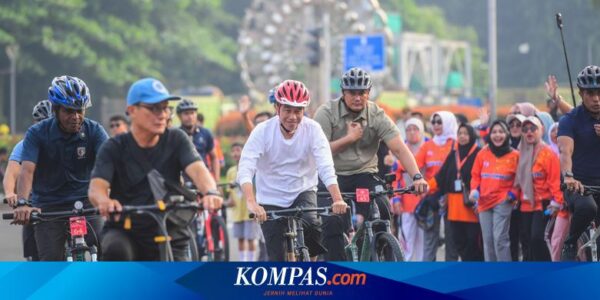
[154,235,172,243]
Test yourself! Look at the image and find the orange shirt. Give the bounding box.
[519,145,564,212]
[447,192,479,223]
[415,139,454,194]
[394,165,422,213]
[470,147,520,212]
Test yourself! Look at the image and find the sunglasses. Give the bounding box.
[110,123,121,128]
[138,104,171,115]
[521,125,538,133]
[509,122,522,128]
[431,119,442,125]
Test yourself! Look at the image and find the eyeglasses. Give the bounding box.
[521,125,538,133]
[509,122,522,128]
[431,119,442,125]
[138,104,171,115]
[109,123,121,128]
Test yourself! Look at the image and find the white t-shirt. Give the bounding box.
[237,116,338,207]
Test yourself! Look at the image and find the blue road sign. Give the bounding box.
[344,34,386,72]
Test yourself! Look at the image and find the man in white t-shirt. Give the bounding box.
[237,80,347,261]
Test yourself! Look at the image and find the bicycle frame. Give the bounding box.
[197,208,227,261]
[252,206,330,262]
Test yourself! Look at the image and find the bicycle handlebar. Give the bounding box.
[249,206,333,220]
[317,186,415,198]
[2,207,99,221]
[560,183,600,196]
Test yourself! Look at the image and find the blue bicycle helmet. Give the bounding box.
[577,65,600,89]
[48,75,91,109]
[32,100,53,122]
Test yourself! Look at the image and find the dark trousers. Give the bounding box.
[22,224,38,261]
[520,209,552,261]
[449,221,483,261]
[509,209,521,261]
[34,202,102,261]
[444,214,459,261]
[564,186,600,247]
[261,191,325,261]
[101,217,191,261]
[318,173,392,261]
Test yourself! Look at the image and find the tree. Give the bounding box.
[0,0,240,131]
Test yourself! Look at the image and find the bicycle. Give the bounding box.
[186,182,230,262]
[250,206,332,262]
[558,183,600,261]
[2,200,100,262]
[113,196,201,261]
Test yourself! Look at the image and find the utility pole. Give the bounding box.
[6,44,19,133]
[488,0,497,121]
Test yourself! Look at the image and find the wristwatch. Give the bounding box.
[16,198,30,207]
[563,171,574,178]
[412,173,424,181]
[204,189,221,197]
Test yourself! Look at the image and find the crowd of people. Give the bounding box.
[1,64,600,262]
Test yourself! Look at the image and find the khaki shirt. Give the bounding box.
[313,98,400,175]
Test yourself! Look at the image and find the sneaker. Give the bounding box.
[561,243,577,262]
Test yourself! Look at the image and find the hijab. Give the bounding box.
[536,111,554,144]
[458,123,478,160]
[405,117,425,154]
[515,117,544,204]
[486,120,512,158]
[431,111,458,146]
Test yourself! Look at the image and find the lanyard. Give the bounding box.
[455,143,477,179]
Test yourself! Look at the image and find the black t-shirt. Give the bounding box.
[91,128,200,207]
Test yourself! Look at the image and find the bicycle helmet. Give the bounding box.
[48,75,91,109]
[32,100,53,122]
[577,65,600,89]
[274,80,311,108]
[341,67,372,90]
[176,98,198,114]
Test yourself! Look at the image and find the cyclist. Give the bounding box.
[108,114,129,137]
[3,100,53,261]
[238,80,348,261]
[557,65,600,261]
[313,67,428,261]
[13,76,108,261]
[176,99,220,180]
[89,78,223,261]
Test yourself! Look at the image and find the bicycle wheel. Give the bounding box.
[577,232,593,262]
[210,216,230,262]
[373,232,404,262]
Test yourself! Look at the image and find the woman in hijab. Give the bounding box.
[509,102,539,117]
[536,112,555,144]
[393,117,427,261]
[414,111,458,261]
[505,113,526,261]
[470,120,520,261]
[514,116,563,261]
[434,124,483,261]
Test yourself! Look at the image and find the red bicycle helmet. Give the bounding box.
[274,80,311,108]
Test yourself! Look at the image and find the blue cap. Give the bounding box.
[126,78,181,106]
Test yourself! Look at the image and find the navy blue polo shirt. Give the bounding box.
[21,117,109,208]
[558,105,600,185]
[181,126,214,163]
